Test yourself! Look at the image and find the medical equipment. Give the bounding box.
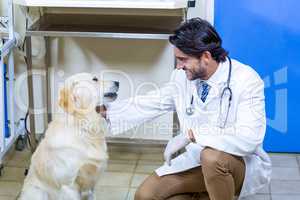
[3,64,10,138]
[186,95,194,115]
[186,57,233,128]
[0,0,20,175]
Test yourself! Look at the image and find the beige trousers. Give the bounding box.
[134,147,245,200]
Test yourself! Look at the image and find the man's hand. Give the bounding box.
[164,133,193,166]
[95,105,107,119]
[187,129,196,143]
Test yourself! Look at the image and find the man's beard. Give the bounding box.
[188,64,207,80]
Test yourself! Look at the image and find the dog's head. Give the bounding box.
[59,73,119,117]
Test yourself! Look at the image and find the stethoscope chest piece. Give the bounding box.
[186,94,195,116]
[186,107,194,116]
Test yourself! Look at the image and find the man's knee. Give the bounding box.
[201,148,222,168]
[135,186,154,200]
[134,174,159,200]
[200,147,229,179]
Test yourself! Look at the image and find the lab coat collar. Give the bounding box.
[191,58,230,106]
[206,57,229,85]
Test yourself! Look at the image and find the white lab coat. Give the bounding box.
[106,58,272,199]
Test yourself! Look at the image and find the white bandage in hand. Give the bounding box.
[163,134,191,166]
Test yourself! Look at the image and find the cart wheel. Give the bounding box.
[15,135,27,151]
[24,168,29,176]
[0,164,4,176]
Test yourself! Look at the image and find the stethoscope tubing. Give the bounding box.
[186,56,233,128]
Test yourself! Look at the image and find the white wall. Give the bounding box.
[1,0,214,139]
[48,37,175,140]
[188,0,214,23]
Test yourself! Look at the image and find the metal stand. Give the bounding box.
[21,1,195,148]
[25,36,37,150]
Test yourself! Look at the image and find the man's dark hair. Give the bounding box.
[169,18,228,63]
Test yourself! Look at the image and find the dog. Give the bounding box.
[20,73,119,200]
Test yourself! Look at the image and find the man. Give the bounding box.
[100,18,271,200]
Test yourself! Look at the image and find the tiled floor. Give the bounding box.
[0,145,300,200]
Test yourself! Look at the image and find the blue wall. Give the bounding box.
[215,0,300,152]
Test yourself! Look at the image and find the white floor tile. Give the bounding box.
[131,173,149,188]
[4,150,31,168]
[97,172,133,187]
[95,186,129,200]
[0,167,26,182]
[139,153,164,161]
[240,194,270,200]
[135,160,162,174]
[0,195,16,200]
[0,181,22,196]
[272,167,300,180]
[109,151,140,161]
[271,180,300,194]
[269,154,299,167]
[272,194,300,200]
[107,160,137,173]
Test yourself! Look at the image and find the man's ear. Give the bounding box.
[59,87,75,114]
[201,51,212,65]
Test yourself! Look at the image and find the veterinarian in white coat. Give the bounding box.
[103,18,272,200]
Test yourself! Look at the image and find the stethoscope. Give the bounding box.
[186,57,233,128]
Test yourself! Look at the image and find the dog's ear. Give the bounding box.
[59,87,75,114]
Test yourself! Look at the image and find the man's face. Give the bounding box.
[174,47,209,80]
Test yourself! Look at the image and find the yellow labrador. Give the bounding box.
[20,73,119,200]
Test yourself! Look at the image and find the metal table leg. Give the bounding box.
[7,44,15,140]
[45,37,52,126]
[25,36,37,151]
[0,52,5,154]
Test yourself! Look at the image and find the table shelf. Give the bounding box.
[14,0,189,9]
[27,13,183,39]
